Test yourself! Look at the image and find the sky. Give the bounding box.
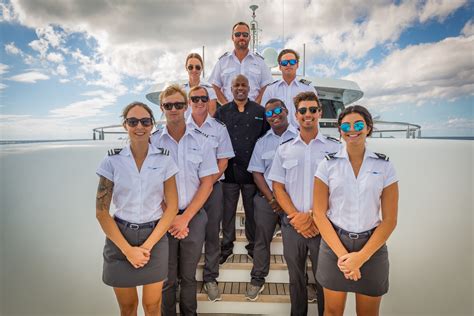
[0,0,473,140]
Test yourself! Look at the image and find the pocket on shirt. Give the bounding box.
[188,153,203,167]
[282,159,298,183]
[261,150,275,168]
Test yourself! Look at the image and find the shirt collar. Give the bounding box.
[292,131,326,145]
[278,78,298,87]
[335,146,377,160]
[120,143,161,156]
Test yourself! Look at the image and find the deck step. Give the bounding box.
[216,228,283,255]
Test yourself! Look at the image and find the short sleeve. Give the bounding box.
[206,85,217,100]
[259,60,273,87]
[216,125,235,159]
[260,85,273,108]
[208,60,222,87]
[315,159,329,185]
[198,140,219,178]
[383,161,398,188]
[247,140,265,173]
[96,155,114,181]
[163,156,179,181]
[267,147,285,184]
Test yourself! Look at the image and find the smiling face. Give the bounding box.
[295,100,321,130]
[265,100,288,130]
[231,75,250,101]
[339,112,371,145]
[186,57,202,81]
[189,87,209,117]
[232,24,250,50]
[123,105,153,142]
[160,92,187,124]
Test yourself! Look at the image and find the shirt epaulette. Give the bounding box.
[268,79,279,86]
[214,118,226,126]
[194,128,209,138]
[156,147,170,156]
[325,136,341,143]
[374,152,389,161]
[299,78,312,85]
[325,152,337,160]
[219,52,230,60]
[255,52,264,59]
[108,148,122,156]
[152,128,162,135]
[280,137,294,145]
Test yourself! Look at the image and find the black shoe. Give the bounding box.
[219,253,233,265]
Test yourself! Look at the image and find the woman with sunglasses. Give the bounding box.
[312,105,399,316]
[184,53,217,117]
[96,101,179,315]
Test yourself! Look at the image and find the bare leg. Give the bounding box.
[355,293,382,316]
[323,288,347,316]
[143,281,164,316]
[113,287,139,316]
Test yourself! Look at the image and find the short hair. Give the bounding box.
[277,49,300,63]
[160,84,187,105]
[188,85,209,98]
[121,101,155,125]
[265,98,286,109]
[232,21,250,34]
[185,53,203,68]
[337,105,374,136]
[232,74,249,85]
[293,91,320,110]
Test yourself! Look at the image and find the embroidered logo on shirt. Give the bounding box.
[255,116,263,120]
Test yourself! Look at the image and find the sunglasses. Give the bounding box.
[280,59,298,67]
[187,64,201,71]
[265,106,284,118]
[297,106,321,115]
[234,32,249,38]
[190,95,209,103]
[125,117,153,127]
[162,102,186,111]
[340,121,365,133]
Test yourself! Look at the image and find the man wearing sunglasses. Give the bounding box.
[150,84,219,316]
[261,49,317,128]
[185,85,235,302]
[209,21,273,106]
[214,74,269,266]
[268,92,342,316]
[245,98,298,301]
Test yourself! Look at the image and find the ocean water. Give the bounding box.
[0,139,473,315]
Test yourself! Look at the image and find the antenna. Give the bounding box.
[249,5,259,53]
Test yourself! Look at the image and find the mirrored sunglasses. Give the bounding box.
[125,117,153,127]
[234,32,249,38]
[340,121,365,133]
[265,106,284,118]
[297,106,321,115]
[280,59,298,66]
[162,102,186,111]
[190,95,209,103]
[187,64,201,71]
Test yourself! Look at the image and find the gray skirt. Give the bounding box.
[316,228,389,297]
[102,219,168,288]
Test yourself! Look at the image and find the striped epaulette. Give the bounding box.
[194,128,209,138]
[152,127,163,136]
[268,79,279,86]
[156,147,170,156]
[299,78,312,85]
[218,52,230,60]
[325,152,337,160]
[325,136,341,143]
[214,118,226,126]
[374,152,389,161]
[280,137,294,145]
[255,51,264,59]
[108,148,122,156]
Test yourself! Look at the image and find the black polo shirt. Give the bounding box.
[215,99,269,184]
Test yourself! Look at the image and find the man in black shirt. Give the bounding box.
[215,74,269,263]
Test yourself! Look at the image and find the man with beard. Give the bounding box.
[209,21,273,105]
[245,98,298,301]
[214,74,269,265]
[268,91,342,316]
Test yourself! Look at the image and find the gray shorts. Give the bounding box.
[316,228,389,297]
[102,219,168,288]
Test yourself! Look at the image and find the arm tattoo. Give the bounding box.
[96,176,114,212]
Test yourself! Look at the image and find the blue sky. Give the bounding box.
[0,0,473,140]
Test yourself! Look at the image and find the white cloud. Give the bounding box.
[345,35,474,108]
[46,52,63,63]
[5,42,21,55]
[49,93,117,118]
[28,38,48,57]
[461,19,474,37]
[8,71,50,83]
[0,63,9,75]
[56,64,67,76]
[419,0,467,23]
[59,78,70,83]
[0,2,18,22]
[0,83,7,90]
[81,90,107,97]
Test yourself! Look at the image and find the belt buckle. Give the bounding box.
[129,223,140,230]
[348,232,359,240]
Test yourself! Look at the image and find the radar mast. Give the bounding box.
[249,5,260,53]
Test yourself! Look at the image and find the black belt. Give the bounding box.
[114,217,158,230]
[333,223,376,240]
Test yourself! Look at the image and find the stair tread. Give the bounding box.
[220,228,282,242]
[197,254,311,270]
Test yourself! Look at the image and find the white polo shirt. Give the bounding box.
[268,132,342,213]
[261,78,317,128]
[247,125,298,190]
[209,50,273,102]
[150,126,219,210]
[96,144,179,223]
[183,81,217,119]
[315,147,398,233]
